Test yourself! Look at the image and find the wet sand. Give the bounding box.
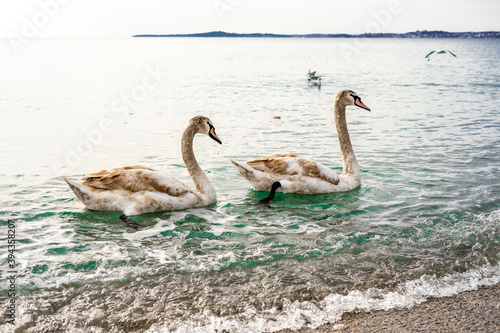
[279,284,500,333]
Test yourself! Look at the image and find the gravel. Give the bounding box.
[278,284,500,333]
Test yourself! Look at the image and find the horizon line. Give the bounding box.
[132,30,500,38]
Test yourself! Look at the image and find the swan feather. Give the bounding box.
[230,156,354,194]
[80,165,190,196]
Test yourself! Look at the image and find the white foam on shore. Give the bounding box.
[145,263,500,333]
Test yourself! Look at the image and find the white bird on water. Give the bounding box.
[230,90,371,195]
[64,116,222,216]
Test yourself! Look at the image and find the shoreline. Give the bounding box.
[132,30,500,38]
[279,284,500,332]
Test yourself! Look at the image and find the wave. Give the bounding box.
[145,264,500,333]
[2,208,498,332]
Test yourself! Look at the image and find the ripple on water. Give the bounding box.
[2,38,500,332]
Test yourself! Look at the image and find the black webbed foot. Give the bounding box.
[119,214,142,230]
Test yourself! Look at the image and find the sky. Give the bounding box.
[1,0,499,38]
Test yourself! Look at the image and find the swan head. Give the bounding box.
[336,90,371,111]
[188,115,222,144]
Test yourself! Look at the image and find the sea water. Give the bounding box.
[0,37,499,332]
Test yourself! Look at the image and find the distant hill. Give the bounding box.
[133,30,500,38]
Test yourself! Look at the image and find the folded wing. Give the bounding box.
[246,154,340,185]
[81,165,191,197]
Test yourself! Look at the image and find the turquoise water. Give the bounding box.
[1,38,499,332]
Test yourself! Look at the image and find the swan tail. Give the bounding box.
[63,176,92,203]
[229,158,256,180]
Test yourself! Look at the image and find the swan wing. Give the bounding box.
[246,154,340,185]
[80,165,191,197]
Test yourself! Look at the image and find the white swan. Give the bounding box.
[230,90,370,194]
[64,116,222,215]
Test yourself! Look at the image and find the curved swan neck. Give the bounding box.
[181,126,214,196]
[334,101,359,175]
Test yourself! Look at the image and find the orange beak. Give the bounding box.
[209,127,222,144]
[355,98,371,111]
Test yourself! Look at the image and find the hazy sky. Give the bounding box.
[1,0,499,38]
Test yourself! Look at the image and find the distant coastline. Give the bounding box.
[133,30,500,38]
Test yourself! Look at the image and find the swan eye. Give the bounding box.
[350,93,358,102]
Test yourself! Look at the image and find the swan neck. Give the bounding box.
[334,102,359,175]
[181,126,214,196]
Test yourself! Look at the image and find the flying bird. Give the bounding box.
[425,50,457,60]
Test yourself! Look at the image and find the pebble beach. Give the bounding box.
[280,284,500,333]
